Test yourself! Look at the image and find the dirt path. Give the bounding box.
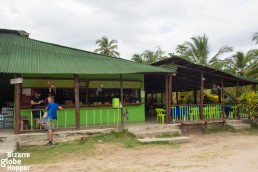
[24,132,258,171]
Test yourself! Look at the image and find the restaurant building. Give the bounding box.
[0,29,175,134]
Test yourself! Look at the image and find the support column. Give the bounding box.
[85,82,88,105]
[14,74,21,134]
[200,72,204,120]
[236,81,240,120]
[120,74,124,129]
[221,78,225,118]
[165,74,169,123]
[176,92,179,104]
[74,74,80,130]
[167,73,173,123]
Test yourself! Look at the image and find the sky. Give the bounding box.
[1,0,257,60]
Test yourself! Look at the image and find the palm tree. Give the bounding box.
[175,34,233,67]
[131,54,144,63]
[252,32,258,44]
[224,51,257,76]
[94,36,120,57]
[131,46,168,64]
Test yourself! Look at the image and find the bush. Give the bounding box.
[237,91,258,123]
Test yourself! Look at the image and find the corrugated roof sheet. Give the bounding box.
[0,31,176,74]
[150,56,258,92]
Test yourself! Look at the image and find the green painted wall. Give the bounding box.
[20,105,145,128]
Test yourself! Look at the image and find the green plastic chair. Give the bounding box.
[203,106,210,119]
[230,105,237,119]
[155,108,166,124]
[189,107,199,121]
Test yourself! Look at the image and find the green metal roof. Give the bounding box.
[0,30,176,74]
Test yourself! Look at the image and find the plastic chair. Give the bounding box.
[155,108,166,124]
[230,105,237,119]
[189,107,199,120]
[203,106,210,119]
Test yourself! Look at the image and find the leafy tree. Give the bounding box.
[131,46,168,64]
[94,36,120,57]
[237,91,258,124]
[131,54,144,63]
[224,51,257,77]
[175,34,233,68]
[252,32,258,44]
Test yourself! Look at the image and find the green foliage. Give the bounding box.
[94,36,120,57]
[204,125,237,133]
[252,32,258,44]
[237,91,258,122]
[131,46,168,64]
[175,34,233,68]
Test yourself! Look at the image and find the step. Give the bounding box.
[131,128,182,138]
[226,119,247,124]
[127,124,181,132]
[18,128,115,146]
[137,136,191,144]
[227,123,251,129]
[0,136,18,158]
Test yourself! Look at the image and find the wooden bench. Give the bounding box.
[181,119,226,134]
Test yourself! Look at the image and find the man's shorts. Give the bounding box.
[38,118,54,130]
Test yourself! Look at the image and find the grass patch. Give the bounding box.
[239,123,258,134]
[204,123,258,134]
[17,139,95,165]
[204,125,237,134]
[16,130,178,165]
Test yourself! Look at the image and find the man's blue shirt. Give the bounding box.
[47,102,59,120]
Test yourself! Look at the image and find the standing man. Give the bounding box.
[31,91,44,129]
[38,96,62,146]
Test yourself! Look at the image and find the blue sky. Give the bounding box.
[1,0,257,60]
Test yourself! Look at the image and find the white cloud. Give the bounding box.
[0,0,257,59]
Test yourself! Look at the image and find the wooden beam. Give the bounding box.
[165,74,169,123]
[236,81,240,120]
[74,74,80,130]
[120,74,124,129]
[221,78,225,118]
[176,91,179,104]
[167,73,172,123]
[14,73,21,134]
[200,72,204,120]
[170,74,173,105]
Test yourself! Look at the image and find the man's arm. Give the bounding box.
[58,106,62,110]
[31,100,44,105]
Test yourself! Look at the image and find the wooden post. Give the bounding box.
[120,74,124,129]
[221,78,225,118]
[165,74,169,123]
[170,73,173,105]
[200,72,204,120]
[85,82,88,105]
[14,74,21,134]
[74,74,80,130]
[236,81,240,120]
[176,92,179,104]
[167,73,173,123]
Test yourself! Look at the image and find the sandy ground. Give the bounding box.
[6,132,258,172]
